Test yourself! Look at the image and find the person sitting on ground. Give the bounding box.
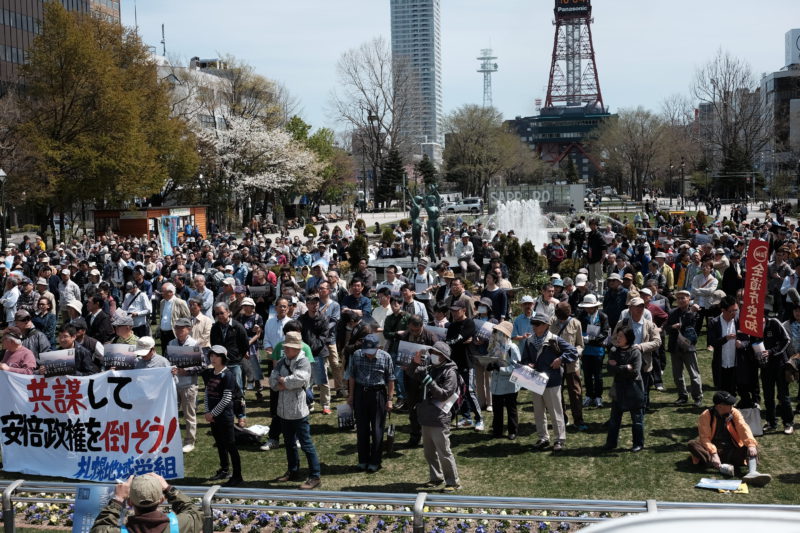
[89,472,202,533]
[687,390,772,487]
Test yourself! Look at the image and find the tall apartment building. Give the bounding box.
[1,0,121,90]
[390,0,443,163]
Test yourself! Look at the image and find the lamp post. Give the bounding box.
[680,157,685,210]
[0,169,6,251]
[669,161,674,207]
[367,111,379,211]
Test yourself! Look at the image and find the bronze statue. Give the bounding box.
[424,183,442,262]
[405,187,424,260]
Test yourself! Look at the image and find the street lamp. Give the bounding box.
[367,111,379,211]
[669,161,674,207]
[679,157,686,210]
[0,169,6,251]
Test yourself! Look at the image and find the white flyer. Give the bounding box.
[510,365,549,395]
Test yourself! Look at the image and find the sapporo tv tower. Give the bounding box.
[509,0,610,184]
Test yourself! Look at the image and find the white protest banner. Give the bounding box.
[103,344,137,370]
[166,344,203,368]
[473,319,495,342]
[397,341,429,366]
[510,365,549,395]
[0,368,183,482]
[39,349,76,377]
[424,325,447,341]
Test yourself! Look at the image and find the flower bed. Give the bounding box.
[3,494,609,532]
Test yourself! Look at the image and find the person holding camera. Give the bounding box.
[90,473,202,533]
[601,325,646,452]
[409,341,461,491]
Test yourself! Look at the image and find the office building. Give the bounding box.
[1,0,121,89]
[390,0,443,163]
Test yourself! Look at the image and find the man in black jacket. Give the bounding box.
[210,302,249,390]
[586,218,607,283]
[445,300,483,431]
[299,295,334,412]
[86,295,115,344]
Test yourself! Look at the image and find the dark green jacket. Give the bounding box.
[90,486,202,533]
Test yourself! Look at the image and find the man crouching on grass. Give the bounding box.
[687,390,772,486]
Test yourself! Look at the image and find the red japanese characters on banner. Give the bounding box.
[741,239,769,337]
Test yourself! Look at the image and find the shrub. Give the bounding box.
[355,218,366,231]
[557,257,584,280]
[399,218,411,231]
[347,235,369,267]
[337,260,351,276]
[622,223,638,242]
[696,210,707,228]
[381,227,395,244]
[503,237,522,284]
[303,223,317,238]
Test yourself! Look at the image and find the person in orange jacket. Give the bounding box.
[687,390,772,486]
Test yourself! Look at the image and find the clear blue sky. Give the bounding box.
[124,0,797,132]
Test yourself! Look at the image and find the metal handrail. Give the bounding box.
[1,480,799,533]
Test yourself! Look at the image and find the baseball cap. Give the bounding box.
[629,297,645,307]
[60,269,70,276]
[361,334,380,354]
[520,295,535,304]
[712,390,737,406]
[174,317,192,328]
[240,297,255,307]
[575,274,588,287]
[209,345,229,358]
[13,310,31,322]
[36,277,48,286]
[449,300,466,311]
[530,312,551,325]
[129,475,163,508]
[222,277,235,286]
[607,273,623,282]
[428,341,451,360]
[283,331,303,350]
[4,326,23,340]
[112,314,134,327]
[134,336,156,356]
[70,317,88,330]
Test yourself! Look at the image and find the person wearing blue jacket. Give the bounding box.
[521,312,578,453]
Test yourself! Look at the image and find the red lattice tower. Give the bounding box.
[544,0,604,110]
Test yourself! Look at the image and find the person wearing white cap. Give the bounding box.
[133,336,170,370]
[35,277,57,317]
[690,257,718,334]
[455,233,480,275]
[237,296,265,400]
[611,297,662,411]
[512,295,536,347]
[57,268,82,323]
[603,273,628,329]
[577,293,610,407]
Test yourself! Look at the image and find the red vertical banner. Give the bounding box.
[741,239,769,337]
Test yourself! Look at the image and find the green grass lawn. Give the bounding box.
[3,340,799,506]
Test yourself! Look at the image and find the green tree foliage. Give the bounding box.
[415,154,437,187]
[379,148,404,207]
[443,105,544,198]
[347,235,369,266]
[17,3,197,234]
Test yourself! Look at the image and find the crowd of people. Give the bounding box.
[1,201,797,491]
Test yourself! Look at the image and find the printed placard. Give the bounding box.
[39,349,76,377]
[166,345,203,368]
[104,344,137,370]
[510,365,550,395]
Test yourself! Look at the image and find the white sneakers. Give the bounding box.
[260,439,279,451]
[182,444,195,453]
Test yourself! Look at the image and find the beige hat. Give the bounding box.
[284,331,303,350]
[241,297,256,307]
[134,336,156,356]
[129,475,163,508]
[492,321,513,338]
[66,300,83,314]
[629,297,645,307]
